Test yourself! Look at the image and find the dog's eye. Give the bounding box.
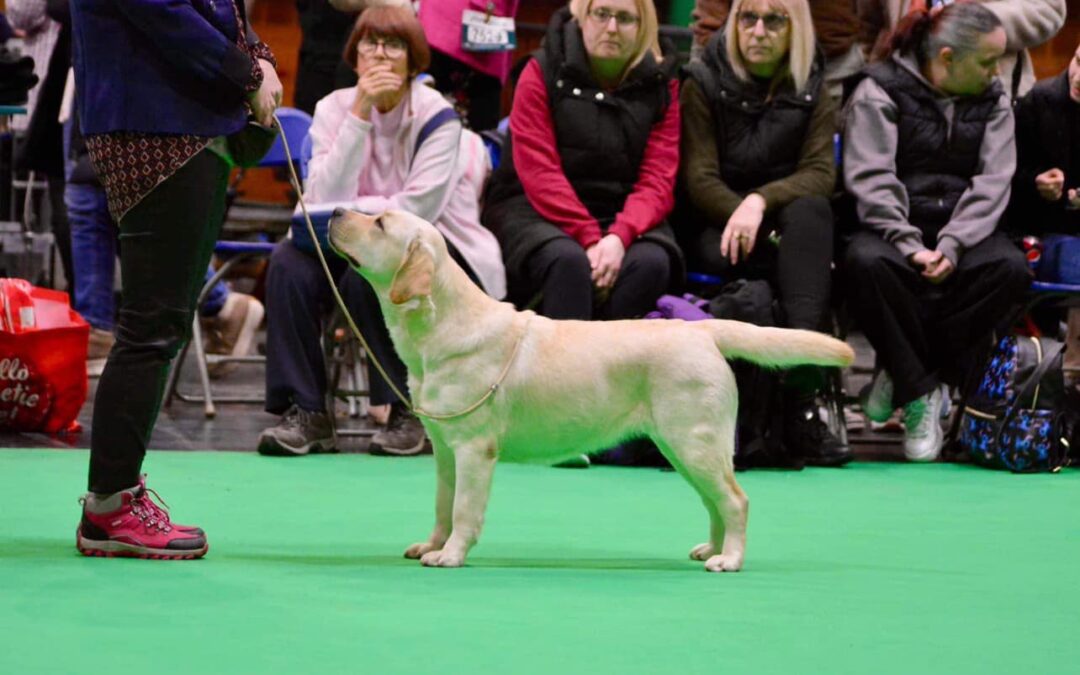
[375,216,385,231]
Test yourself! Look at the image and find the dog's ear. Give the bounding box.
[389,238,435,304]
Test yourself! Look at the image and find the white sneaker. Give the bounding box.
[860,369,895,423]
[902,387,945,462]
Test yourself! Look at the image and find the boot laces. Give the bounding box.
[131,487,173,533]
[283,405,314,432]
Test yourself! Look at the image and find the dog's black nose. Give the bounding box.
[332,207,346,219]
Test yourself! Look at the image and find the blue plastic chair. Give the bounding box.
[300,132,313,181]
[259,107,313,169]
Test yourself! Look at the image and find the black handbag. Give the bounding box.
[225,119,277,168]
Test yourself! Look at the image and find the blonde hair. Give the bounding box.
[568,0,663,75]
[724,0,816,94]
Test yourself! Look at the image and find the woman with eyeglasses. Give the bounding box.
[258,6,506,459]
[481,0,682,322]
[680,0,850,468]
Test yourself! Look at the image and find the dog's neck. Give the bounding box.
[378,255,517,377]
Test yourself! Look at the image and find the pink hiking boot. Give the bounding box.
[76,478,208,560]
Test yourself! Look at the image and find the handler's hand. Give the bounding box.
[248,59,283,127]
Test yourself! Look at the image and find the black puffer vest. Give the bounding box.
[485,7,677,221]
[857,57,1002,231]
[684,31,825,193]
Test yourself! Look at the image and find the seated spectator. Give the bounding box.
[680,0,849,467]
[1011,39,1080,388]
[482,0,682,321]
[257,6,505,457]
[691,0,867,107]
[861,0,1066,100]
[843,2,1031,462]
[1012,40,1080,238]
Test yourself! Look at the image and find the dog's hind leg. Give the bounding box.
[405,435,456,560]
[420,440,496,568]
[653,411,748,573]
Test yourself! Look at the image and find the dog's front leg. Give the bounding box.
[420,442,496,568]
[405,437,455,559]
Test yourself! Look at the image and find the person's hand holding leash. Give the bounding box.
[587,234,626,291]
[720,193,765,265]
[248,59,283,127]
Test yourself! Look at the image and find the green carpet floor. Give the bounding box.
[2,448,1079,675]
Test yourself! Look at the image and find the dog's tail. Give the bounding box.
[703,320,855,369]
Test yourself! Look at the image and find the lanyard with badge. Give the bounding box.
[461,1,517,52]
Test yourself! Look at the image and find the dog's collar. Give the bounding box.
[412,316,531,421]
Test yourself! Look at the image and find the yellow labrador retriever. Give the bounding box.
[328,208,854,572]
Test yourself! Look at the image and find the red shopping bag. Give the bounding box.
[0,278,89,433]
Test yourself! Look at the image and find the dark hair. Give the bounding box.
[343,6,431,76]
[889,1,1002,65]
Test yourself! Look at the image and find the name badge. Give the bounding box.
[461,8,516,52]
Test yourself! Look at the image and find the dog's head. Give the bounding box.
[328,209,446,305]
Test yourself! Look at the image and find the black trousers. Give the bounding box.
[89,149,229,493]
[692,195,834,334]
[264,239,407,414]
[522,236,671,320]
[843,230,1031,406]
[293,52,357,116]
[427,49,503,131]
[264,238,484,415]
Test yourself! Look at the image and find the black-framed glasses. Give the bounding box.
[588,7,641,27]
[358,36,407,59]
[737,11,789,33]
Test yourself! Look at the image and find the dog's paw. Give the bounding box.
[689,543,715,561]
[404,541,441,559]
[420,548,465,568]
[704,553,743,573]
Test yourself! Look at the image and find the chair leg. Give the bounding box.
[163,340,188,409]
[347,339,368,418]
[189,315,217,418]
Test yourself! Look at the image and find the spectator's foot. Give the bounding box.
[257,404,337,456]
[902,386,945,462]
[203,292,264,379]
[87,328,115,377]
[77,478,208,560]
[859,369,895,423]
[369,404,428,456]
[783,393,853,467]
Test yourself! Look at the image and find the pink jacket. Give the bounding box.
[302,82,507,298]
[418,0,520,83]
